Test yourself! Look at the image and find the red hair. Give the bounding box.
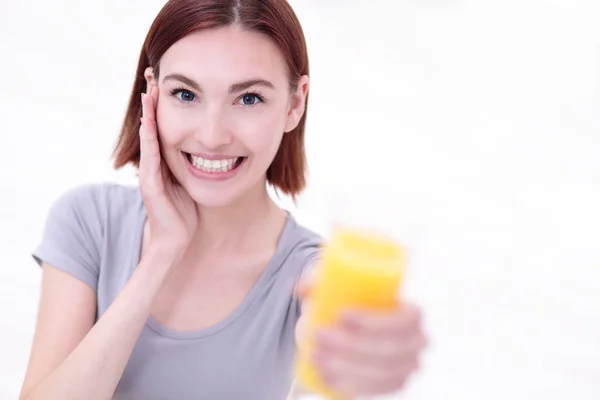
[112,0,309,197]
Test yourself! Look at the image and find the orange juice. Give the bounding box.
[295,226,406,398]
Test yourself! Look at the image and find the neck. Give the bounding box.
[191,181,286,252]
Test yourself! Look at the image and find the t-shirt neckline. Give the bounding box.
[129,195,295,340]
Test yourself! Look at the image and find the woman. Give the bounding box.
[19,1,427,399]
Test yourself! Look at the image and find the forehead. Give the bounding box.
[159,26,289,86]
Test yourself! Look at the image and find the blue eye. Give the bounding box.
[170,88,195,102]
[239,93,264,107]
[242,94,257,105]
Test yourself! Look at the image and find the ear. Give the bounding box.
[284,75,309,133]
[144,67,156,92]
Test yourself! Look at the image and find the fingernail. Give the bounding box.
[319,369,337,385]
[313,349,326,364]
[316,329,334,346]
[313,346,333,367]
[341,312,360,329]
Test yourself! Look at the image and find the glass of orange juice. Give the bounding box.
[290,193,415,400]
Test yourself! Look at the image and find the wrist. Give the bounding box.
[143,242,185,271]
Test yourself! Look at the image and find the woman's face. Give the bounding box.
[146,26,308,208]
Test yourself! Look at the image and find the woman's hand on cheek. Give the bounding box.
[139,84,198,263]
[313,303,428,397]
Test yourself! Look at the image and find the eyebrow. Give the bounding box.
[162,73,275,93]
[229,79,275,93]
[162,73,201,91]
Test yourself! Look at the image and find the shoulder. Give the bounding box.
[46,181,140,209]
[33,182,143,291]
[280,213,324,276]
[46,183,105,216]
[40,183,108,240]
[287,216,322,260]
[279,214,323,316]
[44,182,142,228]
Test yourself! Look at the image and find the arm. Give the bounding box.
[293,259,427,398]
[21,83,196,400]
[19,248,174,400]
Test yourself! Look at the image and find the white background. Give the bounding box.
[1,1,600,399]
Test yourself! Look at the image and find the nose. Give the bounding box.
[192,107,233,150]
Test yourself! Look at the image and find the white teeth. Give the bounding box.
[189,154,240,173]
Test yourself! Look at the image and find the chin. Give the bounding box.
[185,186,245,209]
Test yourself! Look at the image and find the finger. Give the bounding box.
[139,92,162,193]
[161,158,171,186]
[315,326,427,368]
[316,345,418,396]
[340,302,423,338]
[151,83,160,108]
[295,264,319,299]
[163,161,187,202]
[140,98,160,171]
[145,84,158,123]
[141,86,158,136]
[295,313,308,348]
[325,363,415,396]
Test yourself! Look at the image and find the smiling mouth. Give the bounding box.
[183,152,246,173]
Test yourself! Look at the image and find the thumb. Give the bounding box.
[295,263,319,300]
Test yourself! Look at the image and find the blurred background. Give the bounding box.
[1,0,599,399]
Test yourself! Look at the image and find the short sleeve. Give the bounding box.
[32,185,104,292]
[293,234,323,317]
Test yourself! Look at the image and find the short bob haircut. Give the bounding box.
[112,0,310,197]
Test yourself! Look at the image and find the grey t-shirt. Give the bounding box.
[32,183,322,400]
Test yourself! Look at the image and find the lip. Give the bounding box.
[181,151,246,181]
[184,151,242,160]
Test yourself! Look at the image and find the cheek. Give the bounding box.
[231,109,287,153]
[155,100,193,146]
